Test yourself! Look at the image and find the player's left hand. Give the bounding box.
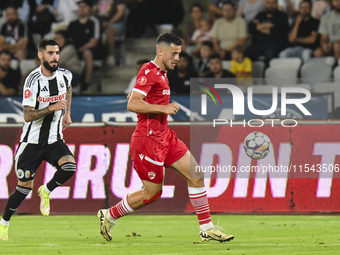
[62,112,72,130]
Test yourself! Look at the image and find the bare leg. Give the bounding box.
[18,179,34,189]
[127,180,163,210]
[334,41,340,60]
[83,50,94,84]
[170,150,204,188]
[105,27,116,56]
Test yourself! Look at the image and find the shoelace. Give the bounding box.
[213,220,225,232]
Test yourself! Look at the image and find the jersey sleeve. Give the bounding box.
[22,76,38,107]
[132,68,157,96]
[63,70,73,89]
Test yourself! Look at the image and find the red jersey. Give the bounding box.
[132,61,171,143]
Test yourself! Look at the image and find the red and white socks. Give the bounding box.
[188,187,214,231]
[106,194,134,222]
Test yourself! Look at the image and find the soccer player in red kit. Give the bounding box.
[97,33,234,242]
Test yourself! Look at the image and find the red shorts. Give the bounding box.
[130,129,188,184]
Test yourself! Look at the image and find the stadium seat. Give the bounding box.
[252,60,265,78]
[222,60,231,70]
[269,58,302,71]
[306,57,336,66]
[334,66,340,83]
[20,59,37,75]
[265,67,298,86]
[312,82,340,112]
[301,63,332,86]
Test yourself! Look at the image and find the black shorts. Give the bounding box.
[15,140,73,182]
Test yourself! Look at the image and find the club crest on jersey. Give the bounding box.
[148,171,156,180]
[38,92,66,103]
[59,82,64,88]
[25,170,31,179]
[24,89,31,98]
[162,89,170,95]
[138,76,147,85]
[16,169,24,179]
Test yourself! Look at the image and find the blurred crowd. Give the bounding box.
[0,0,339,96]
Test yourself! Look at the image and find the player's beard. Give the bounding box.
[163,60,176,71]
[43,60,59,72]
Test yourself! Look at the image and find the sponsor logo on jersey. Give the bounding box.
[38,92,66,103]
[138,76,147,85]
[145,69,151,75]
[139,154,144,160]
[24,89,31,98]
[162,89,170,95]
[148,171,156,180]
[41,86,48,92]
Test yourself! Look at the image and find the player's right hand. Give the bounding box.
[49,100,67,111]
[163,103,180,115]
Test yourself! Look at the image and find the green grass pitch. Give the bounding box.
[1,215,339,255]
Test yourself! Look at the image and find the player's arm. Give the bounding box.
[63,85,72,130]
[78,38,98,52]
[23,100,67,122]
[127,90,179,115]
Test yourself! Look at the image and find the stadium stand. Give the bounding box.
[301,62,333,85]
[265,66,298,86]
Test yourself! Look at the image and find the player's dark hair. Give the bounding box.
[0,50,12,57]
[222,0,235,10]
[190,3,204,12]
[209,53,222,61]
[201,41,214,51]
[38,38,59,52]
[156,33,182,47]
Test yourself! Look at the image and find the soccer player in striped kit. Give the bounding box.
[0,39,76,240]
[97,33,234,243]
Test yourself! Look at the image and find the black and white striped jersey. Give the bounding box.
[20,66,72,144]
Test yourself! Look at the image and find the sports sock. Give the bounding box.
[188,187,213,231]
[44,185,51,194]
[2,185,32,221]
[1,218,9,226]
[46,163,76,192]
[107,195,134,221]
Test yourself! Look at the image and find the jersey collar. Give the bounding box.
[151,60,167,73]
[39,65,57,80]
